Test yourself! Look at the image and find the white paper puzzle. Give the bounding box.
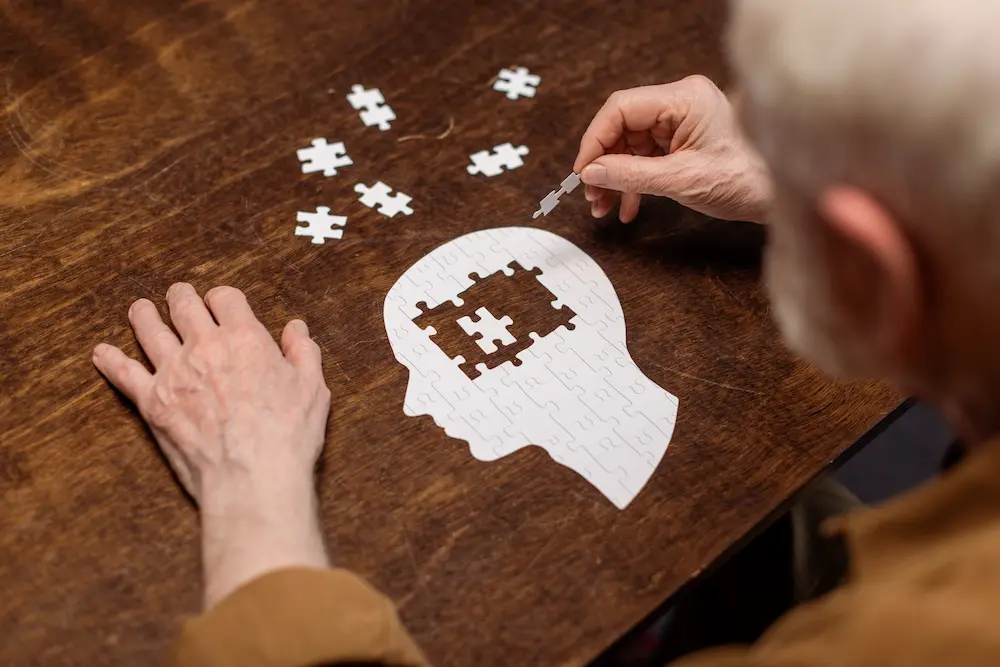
[534,172,582,218]
[383,227,679,509]
[494,67,541,100]
[457,307,516,354]
[355,182,414,218]
[347,84,395,131]
[297,138,352,177]
[467,143,529,177]
[295,207,346,244]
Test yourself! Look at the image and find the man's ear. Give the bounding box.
[817,186,921,371]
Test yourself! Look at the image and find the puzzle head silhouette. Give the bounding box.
[383,227,678,509]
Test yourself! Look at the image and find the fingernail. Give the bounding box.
[167,282,191,298]
[582,164,607,187]
[93,343,109,357]
[292,319,309,336]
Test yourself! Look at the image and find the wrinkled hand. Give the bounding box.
[93,283,332,607]
[573,75,773,223]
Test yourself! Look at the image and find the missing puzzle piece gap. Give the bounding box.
[415,297,465,318]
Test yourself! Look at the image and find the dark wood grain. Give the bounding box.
[0,1,901,665]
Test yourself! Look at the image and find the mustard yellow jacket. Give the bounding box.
[171,438,1000,666]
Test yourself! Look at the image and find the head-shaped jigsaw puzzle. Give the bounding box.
[383,227,678,509]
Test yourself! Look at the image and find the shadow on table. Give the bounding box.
[590,513,797,667]
[590,399,956,666]
[592,197,766,275]
[584,205,778,667]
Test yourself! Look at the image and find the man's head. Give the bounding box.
[729,0,1000,439]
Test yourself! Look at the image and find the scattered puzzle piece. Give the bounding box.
[297,138,352,177]
[354,181,414,218]
[467,142,529,177]
[457,307,516,354]
[493,66,541,100]
[295,207,346,244]
[347,84,395,131]
[346,84,384,110]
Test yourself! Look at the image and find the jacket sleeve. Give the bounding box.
[169,567,430,667]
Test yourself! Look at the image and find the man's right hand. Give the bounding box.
[92,283,332,609]
[573,75,773,224]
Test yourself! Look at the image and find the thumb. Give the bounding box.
[580,153,693,197]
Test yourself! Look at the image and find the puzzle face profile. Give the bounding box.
[383,227,679,509]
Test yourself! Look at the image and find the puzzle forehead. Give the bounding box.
[383,227,678,510]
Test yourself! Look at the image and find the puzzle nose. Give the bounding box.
[401,374,429,417]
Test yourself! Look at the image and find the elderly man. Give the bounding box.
[92,0,1000,664]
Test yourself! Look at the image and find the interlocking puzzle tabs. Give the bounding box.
[412,261,576,380]
[383,227,680,509]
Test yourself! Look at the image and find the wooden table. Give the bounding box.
[0,1,902,665]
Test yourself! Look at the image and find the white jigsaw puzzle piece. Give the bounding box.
[467,142,530,177]
[297,138,353,177]
[383,227,679,510]
[347,84,395,131]
[456,307,516,354]
[295,207,346,244]
[493,66,541,100]
[360,105,395,131]
[346,85,384,109]
[354,181,414,218]
[467,150,500,177]
[533,172,581,218]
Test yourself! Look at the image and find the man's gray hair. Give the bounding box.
[728,0,1000,261]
